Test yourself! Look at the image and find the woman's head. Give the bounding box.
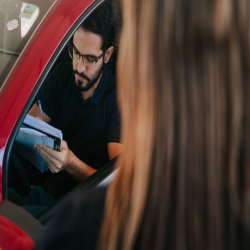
[101,1,250,249]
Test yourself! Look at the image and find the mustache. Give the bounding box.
[73,70,90,81]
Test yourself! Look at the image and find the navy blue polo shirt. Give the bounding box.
[38,63,121,197]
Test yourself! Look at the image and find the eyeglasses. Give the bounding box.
[68,43,105,67]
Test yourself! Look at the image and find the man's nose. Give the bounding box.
[77,57,87,72]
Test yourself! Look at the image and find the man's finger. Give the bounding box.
[34,144,64,173]
[34,144,60,165]
[35,144,61,161]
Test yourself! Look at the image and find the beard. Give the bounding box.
[73,63,104,92]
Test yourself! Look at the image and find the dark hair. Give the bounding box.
[81,0,115,51]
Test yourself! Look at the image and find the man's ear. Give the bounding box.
[104,46,114,63]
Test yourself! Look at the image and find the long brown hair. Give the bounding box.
[99,0,250,249]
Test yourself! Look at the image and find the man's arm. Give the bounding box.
[107,142,123,160]
[34,141,123,182]
[29,103,51,124]
[65,142,123,180]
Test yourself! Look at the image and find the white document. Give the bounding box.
[14,128,49,172]
[22,114,62,151]
[14,114,63,172]
[18,127,55,148]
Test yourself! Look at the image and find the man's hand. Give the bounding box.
[34,140,121,181]
[36,116,43,121]
[29,103,51,123]
[34,140,73,174]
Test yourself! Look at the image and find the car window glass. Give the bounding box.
[0,0,57,89]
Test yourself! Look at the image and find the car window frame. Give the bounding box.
[2,0,106,201]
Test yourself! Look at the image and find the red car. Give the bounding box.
[0,0,117,246]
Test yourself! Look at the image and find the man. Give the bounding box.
[9,1,122,207]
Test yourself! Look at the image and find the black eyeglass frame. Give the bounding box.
[68,42,106,64]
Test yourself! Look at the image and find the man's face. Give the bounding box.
[73,27,104,92]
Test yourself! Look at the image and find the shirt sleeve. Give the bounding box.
[107,93,121,144]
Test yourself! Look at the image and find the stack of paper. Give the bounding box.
[14,114,63,172]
